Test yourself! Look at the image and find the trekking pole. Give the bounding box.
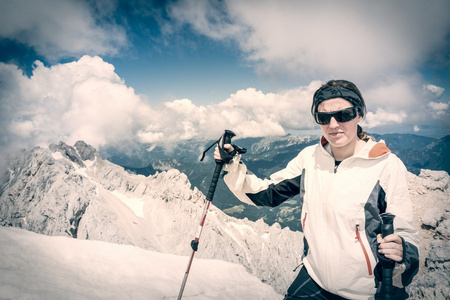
[379,213,396,300]
[177,130,236,300]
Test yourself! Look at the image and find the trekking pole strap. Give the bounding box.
[200,129,246,164]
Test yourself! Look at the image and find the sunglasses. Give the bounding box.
[314,107,359,125]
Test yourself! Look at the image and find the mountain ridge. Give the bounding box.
[1,140,449,298]
[0,141,303,294]
[118,133,450,231]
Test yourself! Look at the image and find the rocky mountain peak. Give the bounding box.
[48,140,98,168]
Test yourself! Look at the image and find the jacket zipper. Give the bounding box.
[355,224,373,276]
[302,212,307,231]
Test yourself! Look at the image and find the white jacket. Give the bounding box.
[222,138,420,299]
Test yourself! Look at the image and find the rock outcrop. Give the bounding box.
[407,170,450,299]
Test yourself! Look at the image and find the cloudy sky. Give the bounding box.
[1,0,449,160]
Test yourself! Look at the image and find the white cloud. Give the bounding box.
[1,56,447,163]
[428,101,449,118]
[425,84,445,98]
[428,101,449,111]
[362,108,407,129]
[167,0,450,84]
[162,1,450,137]
[137,130,164,144]
[166,0,245,40]
[0,56,320,157]
[8,120,34,137]
[364,79,423,109]
[0,56,150,154]
[0,0,126,61]
[359,76,449,128]
[413,125,420,133]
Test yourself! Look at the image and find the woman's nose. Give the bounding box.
[329,116,339,127]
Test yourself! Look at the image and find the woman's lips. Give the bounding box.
[329,132,344,137]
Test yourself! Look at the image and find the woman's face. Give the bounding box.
[317,98,362,149]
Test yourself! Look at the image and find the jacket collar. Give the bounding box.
[319,137,391,160]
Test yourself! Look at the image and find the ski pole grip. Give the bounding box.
[215,130,236,164]
[207,130,236,201]
[380,213,395,268]
[222,129,235,145]
[379,212,396,299]
[206,163,222,202]
[380,213,395,238]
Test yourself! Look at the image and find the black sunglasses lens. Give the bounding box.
[315,113,331,125]
[338,108,357,122]
[315,107,358,125]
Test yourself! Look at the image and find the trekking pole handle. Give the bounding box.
[215,130,236,163]
[380,213,395,238]
[206,130,236,201]
[380,213,396,300]
[206,164,222,202]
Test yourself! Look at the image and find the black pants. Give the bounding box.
[284,267,347,299]
[284,266,409,299]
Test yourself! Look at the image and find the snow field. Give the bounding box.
[0,226,282,299]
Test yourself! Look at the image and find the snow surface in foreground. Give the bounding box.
[0,227,282,300]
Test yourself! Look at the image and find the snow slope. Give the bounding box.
[0,226,282,300]
[0,141,302,295]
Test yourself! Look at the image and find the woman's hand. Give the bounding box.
[214,144,234,161]
[377,233,403,262]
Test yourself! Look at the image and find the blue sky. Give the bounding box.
[111,36,259,105]
[105,1,259,104]
[0,0,449,158]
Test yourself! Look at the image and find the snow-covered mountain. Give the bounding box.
[121,134,320,232]
[120,133,450,232]
[0,141,302,296]
[0,226,281,299]
[1,140,449,299]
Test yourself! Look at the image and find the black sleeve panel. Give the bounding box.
[246,175,301,207]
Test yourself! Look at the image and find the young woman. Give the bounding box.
[214,80,419,299]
